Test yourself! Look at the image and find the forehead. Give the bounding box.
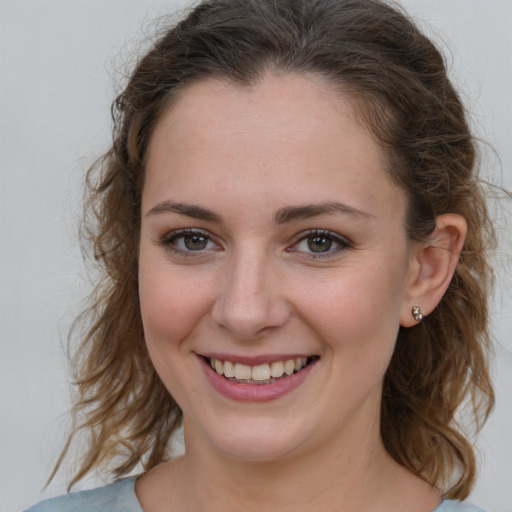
[144,73,405,221]
[153,73,365,152]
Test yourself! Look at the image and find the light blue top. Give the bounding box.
[24,478,142,512]
[24,477,486,512]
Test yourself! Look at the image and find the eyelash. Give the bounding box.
[158,229,221,257]
[287,229,353,259]
[157,228,353,259]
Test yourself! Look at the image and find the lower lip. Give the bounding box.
[199,357,317,402]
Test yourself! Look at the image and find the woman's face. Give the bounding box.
[139,74,416,461]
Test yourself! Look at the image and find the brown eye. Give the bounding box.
[289,229,352,259]
[160,229,221,255]
[183,233,209,251]
[307,235,333,253]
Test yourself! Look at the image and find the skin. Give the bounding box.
[135,73,466,512]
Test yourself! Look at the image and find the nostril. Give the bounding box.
[210,267,291,340]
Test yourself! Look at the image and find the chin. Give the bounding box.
[216,435,304,462]
[187,413,312,462]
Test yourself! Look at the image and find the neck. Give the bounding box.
[135,409,441,512]
[168,418,411,512]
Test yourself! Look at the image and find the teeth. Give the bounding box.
[223,360,235,378]
[234,363,252,380]
[252,364,271,381]
[208,357,310,382]
[284,359,295,375]
[270,361,284,377]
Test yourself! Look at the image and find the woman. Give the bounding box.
[26,0,496,510]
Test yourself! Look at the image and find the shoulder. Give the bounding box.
[433,499,486,512]
[23,477,142,512]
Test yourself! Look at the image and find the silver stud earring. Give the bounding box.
[411,305,424,322]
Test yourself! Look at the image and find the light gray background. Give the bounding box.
[1,1,511,511]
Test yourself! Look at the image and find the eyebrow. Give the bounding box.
[273,202,374,225]
[146,200,223,222]
[146,200,373,224]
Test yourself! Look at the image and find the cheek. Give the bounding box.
[137,260,217,405]
[291,260,406,360]
[138,257,215,350]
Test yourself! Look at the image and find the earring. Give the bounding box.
[411,306,424,322]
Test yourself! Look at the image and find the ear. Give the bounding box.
[400,214,467,327]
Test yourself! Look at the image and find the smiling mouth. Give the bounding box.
[206,356,318,384]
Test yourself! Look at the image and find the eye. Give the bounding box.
[289,230,352,258]
[175,232,212,251]
[159,229,221,255]
[300,234,335,253]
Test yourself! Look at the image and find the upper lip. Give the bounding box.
[197,353,317,366]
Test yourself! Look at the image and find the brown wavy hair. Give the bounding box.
[55,0,495,498]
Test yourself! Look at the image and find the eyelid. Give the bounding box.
[157,228,222,256]
[156,227,352,260]
[287,229,353,258]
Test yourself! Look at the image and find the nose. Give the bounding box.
[211,246,290,341]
